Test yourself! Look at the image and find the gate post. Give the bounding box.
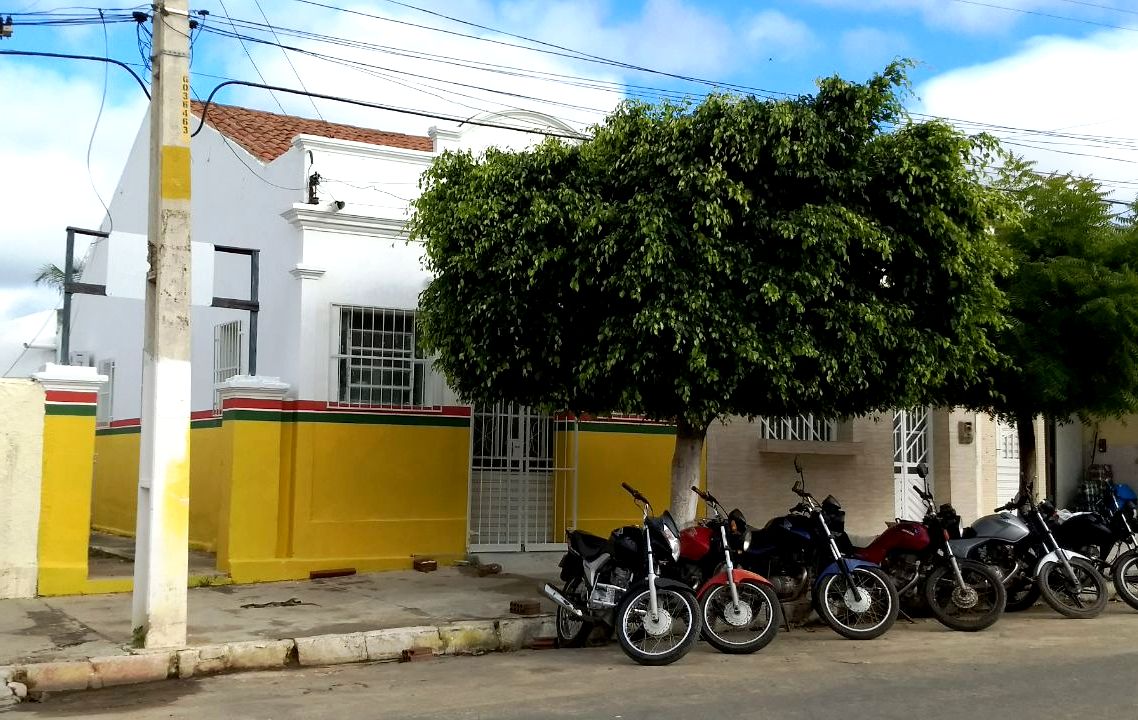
[33,364,107,596]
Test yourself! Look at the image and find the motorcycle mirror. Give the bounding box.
[916,462,928,480]
[793,456,803,474]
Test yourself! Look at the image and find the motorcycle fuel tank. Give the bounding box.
[968,512,1030,542]
[679,526,713,561]
[858,521,929,565]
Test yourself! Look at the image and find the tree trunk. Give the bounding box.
[669,420,706,528]
[1016,411,1038,498]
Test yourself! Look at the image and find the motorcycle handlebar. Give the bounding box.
[622,482,650,506]
[690,485,715,504]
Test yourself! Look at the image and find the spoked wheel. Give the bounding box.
[556,577,594,648]
[1111,550,1138,611]
[615,584,702,666]
[814,567,899,640]
[1038,557,1108,619]
[923,560,1006,632]
[700,580,780,654]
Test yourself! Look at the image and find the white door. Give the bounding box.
[893,409,931,521]
[468,404,577,551]
[996,421,1020,506]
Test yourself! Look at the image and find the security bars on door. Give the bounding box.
[213,320,245,414]
[96,359,115,426]
[469,404,578,551]
[759,414,836,442]
[331,305,442,409]
[893,409,931,521]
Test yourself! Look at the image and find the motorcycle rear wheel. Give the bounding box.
[923,559,1006,632]
[1038,557,1108,619]
[700,580,780,654]
[1004,579,1040,612]
[1111,550,1138,611]
[556,577,594,648]
[615,584,702,666]
[814,567,899,640]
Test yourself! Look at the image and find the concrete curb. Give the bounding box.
[0,615,555,706]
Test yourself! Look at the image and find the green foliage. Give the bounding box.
[33,261,83,294]
[986,161,1138,423]
[410,63,1010,431]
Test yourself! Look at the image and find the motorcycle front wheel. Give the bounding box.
[700,580,780,654]
[615,584,702,666]
[923,559,1006,632]
[814,567,899,640]
[555,577,594,648]
[1038,557,1108,619]
[1111,550,1138,611]
[1004,579,1040,612]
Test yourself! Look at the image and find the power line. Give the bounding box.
[250,0,324,121]
[0,49,151,97]
[86,9,114,234]
[946,0,1138,32]
[216,0,287,113]
[1052,0,1138,18]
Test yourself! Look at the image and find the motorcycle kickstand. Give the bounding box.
[898,606,916,624]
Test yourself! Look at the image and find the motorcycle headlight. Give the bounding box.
[742,528,752,553]
[662,524,680,561]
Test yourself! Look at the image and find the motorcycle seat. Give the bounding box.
[568,531,609,560]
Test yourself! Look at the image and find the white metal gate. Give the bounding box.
[213,320,245,412]
[996,420,1020,505]
[893,409,931,521]
[468,404,577,551]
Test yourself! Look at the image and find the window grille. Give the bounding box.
[758,414,836,442]
[331,305,439,408]
[96,359,115,426]
[213,320,245,413]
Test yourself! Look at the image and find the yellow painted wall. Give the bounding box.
[92,424,226,551]
[39,414,98,595]
[574,426,681,536]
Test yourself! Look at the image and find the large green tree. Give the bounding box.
[984,163,1138,493]
[410,64,1009,525]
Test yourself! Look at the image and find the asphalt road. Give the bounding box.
[16,604,1138,719]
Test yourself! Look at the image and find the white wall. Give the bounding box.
[1054,419,1085,506]
[0,379,45,598]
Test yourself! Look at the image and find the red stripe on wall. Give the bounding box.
[45,390,98,404]
[219,398,472,417]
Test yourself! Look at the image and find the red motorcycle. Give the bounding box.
[853,465,1006,631]
[677,487,780,654]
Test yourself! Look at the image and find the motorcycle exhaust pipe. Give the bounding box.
[541,583,584,617]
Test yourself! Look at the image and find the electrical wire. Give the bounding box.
[84,9,115,234]
[252,0,324,121]
[945,0,1138,32]
[216,0,287,113]
[2,309,57,379]
[1054,0,1138,16]
[0,49,151,97]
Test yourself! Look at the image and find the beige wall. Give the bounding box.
[0,379,46,598]
[707,414,895,542]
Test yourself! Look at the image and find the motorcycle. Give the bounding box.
[854,463,1006,631]
[738,459,900,640]
[1048,479,1138,611]
[541,482,703,665]
[679,486,780,654]
[950,484,1108,619]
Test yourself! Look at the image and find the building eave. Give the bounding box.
[282,205,409,238]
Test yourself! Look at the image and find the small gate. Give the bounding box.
[996,421,1020,505]
[468,404,577,551]
[893,409,931,521]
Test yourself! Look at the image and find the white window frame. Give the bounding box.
[758,414,836,442]
[331,305,435,408]
[213,319,246,413]
[96,358,115,426]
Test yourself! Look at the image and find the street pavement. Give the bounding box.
[15,601,1138,719]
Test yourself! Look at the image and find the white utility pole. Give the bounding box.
[132,0,192,648]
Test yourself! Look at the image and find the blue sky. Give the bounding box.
[3,0,1138,324]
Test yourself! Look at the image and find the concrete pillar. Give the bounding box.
[0,380,46,599]
[215,376,291,583]
[32,364,107,596]
[931,407,989,526]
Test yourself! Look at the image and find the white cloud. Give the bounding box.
[917,29,1138,199]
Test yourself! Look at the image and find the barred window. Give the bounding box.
[96,359,115,426]
[759,415,836,442]
[213,320,245,413]
[332,305,436,408]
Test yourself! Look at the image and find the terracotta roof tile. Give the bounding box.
[190,101,434,162]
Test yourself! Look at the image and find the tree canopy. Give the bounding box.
[982,162,1138,489]
[410,63,1012,523]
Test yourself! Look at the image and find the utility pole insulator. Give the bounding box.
[1,16,15,39]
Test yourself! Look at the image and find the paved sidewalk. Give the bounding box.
[0,555,560,667]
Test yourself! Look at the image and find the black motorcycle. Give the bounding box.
[541,483,703,666]
[737,460,900,640]
[1048,479,1138,611]
[951,485,1109,619]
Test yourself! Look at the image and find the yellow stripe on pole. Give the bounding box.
[160,145,191,200]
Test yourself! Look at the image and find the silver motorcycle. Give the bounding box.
[950,485,1108,619]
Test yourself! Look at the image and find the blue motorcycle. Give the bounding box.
[736,459,900,640]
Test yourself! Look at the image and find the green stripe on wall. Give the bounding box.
[45,404,96,417]
[192,418,222,429]
[578,421,676,435]
[223,409,470,428]
[95,419,221,436]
